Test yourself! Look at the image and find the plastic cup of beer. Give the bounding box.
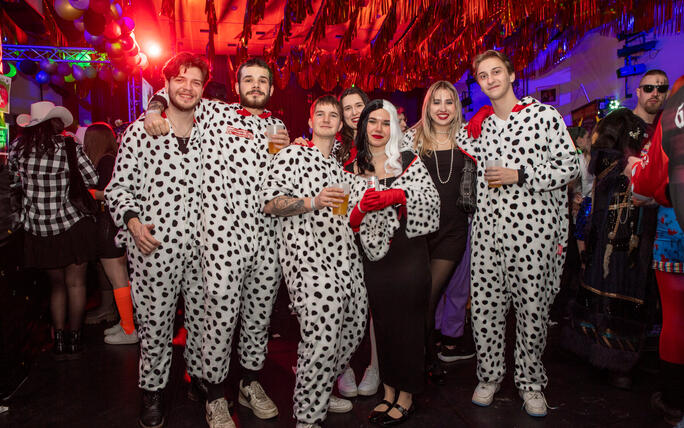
[332,182,351,216]
[267,124,286,154]
[485,159,503,188]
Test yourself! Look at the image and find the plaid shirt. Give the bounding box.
[9,135,98,237]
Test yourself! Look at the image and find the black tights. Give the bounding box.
[46,263,88,331]
[425,258,457,366]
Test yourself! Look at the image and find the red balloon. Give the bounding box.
[119,34,135,51]
[84,10,106,35]
[112,68,127,82]
[89,0,110,14]
[103,21,121,40]
[73,16,85,32]
[50,74,65,85]
[138,53,149,70]
[98,67,112,81]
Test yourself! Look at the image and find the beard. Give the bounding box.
[169,91,199,112]
[240,89,270,109]
[643,99,663,115]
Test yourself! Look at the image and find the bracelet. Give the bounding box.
[357,203,365,214]
[147,109,162,115]
[310,196,316,211]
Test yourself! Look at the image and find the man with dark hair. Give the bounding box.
[261,95,367,428]
[106,52,210,428]
[462,50,578,417]
[144,57,289,427]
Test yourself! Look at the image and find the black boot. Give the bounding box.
[66,330,82,360]
[140,389,165,428]
[52,329,68,361]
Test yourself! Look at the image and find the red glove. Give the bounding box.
[88,188,97,199]
[349,204,365,232]
[466,105,494,139]
[366,188,406,211]
[359,188,380,212]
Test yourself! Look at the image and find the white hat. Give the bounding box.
[16,101,73,128]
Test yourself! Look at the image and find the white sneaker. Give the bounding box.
[104,323,123,336]
[471,382,501,407]
[337,367,357,398]
[328,395,353,413]
[205,398,235,428]
[357,365,380,396]
[295,423,321,428]
[519,390,549,417]
[238,380,278,419]
[104,328,139,345]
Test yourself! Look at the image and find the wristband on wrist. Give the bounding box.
[310,196,316,211]
[357,203,365,214]
[147,109,162,115]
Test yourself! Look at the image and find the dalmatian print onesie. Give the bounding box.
[105,119,204,391]
[191,99,285,383]
[260,144,368,424]
[458,97,579,391]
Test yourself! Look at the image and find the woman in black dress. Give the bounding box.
[347,99,440,425]
[404,81,471,381]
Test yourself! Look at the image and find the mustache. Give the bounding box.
[248,90,265,96]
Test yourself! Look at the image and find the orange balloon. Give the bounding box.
[54,0,85,21]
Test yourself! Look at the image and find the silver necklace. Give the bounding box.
[434,145,454,184]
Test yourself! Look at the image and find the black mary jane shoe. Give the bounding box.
[369,399,395,423]
[375,402,416,426]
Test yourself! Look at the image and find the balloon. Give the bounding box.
[118,16,134,34]
[73,16,85,32]
[84,10,106,35]
[40,59,58,74]
[72,65,87,81]
[54,0,85,21]
[138,53,149,70]
[18,59,38,75]
[127,44,140,57]
[84,67,98,79]
[109,2,122,20]
[111,68,128,82]
[98,67,112,81]
[84,30,104,46]
[69,0,89,9]
[50,74,65,85]
[103,21,121,40]
[105,40,123,56]
[35,71,50,84]
[57,62,72,76]
[64,74,76,83]
[126,53,141,67]
[2,62,17,78]
[89,0,110,14]
[119,34,135,51]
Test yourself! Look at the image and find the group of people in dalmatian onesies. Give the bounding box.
[105,49,580,428]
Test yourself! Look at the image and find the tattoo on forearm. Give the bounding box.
[266,195,308,217]
[148,100,165,112]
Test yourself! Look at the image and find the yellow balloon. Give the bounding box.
[54,0,85,21]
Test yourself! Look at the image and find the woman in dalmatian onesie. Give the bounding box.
[144,59,289,424]
[106,53,209,428]
[347,99,440,426]
[260,95,368,428]
[462,50,579,417]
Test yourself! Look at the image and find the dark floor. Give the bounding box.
[0,232,673,428]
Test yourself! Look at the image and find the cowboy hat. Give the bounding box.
[16,101,73,128]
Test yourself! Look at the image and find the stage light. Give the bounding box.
[145,42,162,58]
[616,63,647,78]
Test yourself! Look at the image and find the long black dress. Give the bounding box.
[346,151,434,393]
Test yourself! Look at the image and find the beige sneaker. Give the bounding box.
[519,390,549,417]
[337,366,357,398]
[328,395,353,413]
[471,382,501,407]
[104,328,139,345]
[238,380,278,419]
[358,365,380,396]
[104,323,123,336]
[205,398,235,428]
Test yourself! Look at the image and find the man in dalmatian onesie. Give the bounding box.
[460,50,579,417]
[106,53,210,428]
[260,95,368,428]
[145,58,290,427]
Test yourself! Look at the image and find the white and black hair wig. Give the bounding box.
[355,99,403,176]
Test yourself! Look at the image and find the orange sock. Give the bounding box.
[113,286,135,334]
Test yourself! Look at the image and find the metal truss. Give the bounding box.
[2,45,110,64]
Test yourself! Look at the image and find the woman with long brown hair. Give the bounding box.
[83,122,138,344]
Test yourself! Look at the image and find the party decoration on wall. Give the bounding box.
[53,0,86,21]
[0,74,11,114]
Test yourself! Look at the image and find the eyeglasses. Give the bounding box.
[639,84,669,94]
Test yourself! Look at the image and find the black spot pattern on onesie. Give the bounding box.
[457,97,579,391]
[191,100,285,383]
[260,144,368,424]
[105,119,204,391]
